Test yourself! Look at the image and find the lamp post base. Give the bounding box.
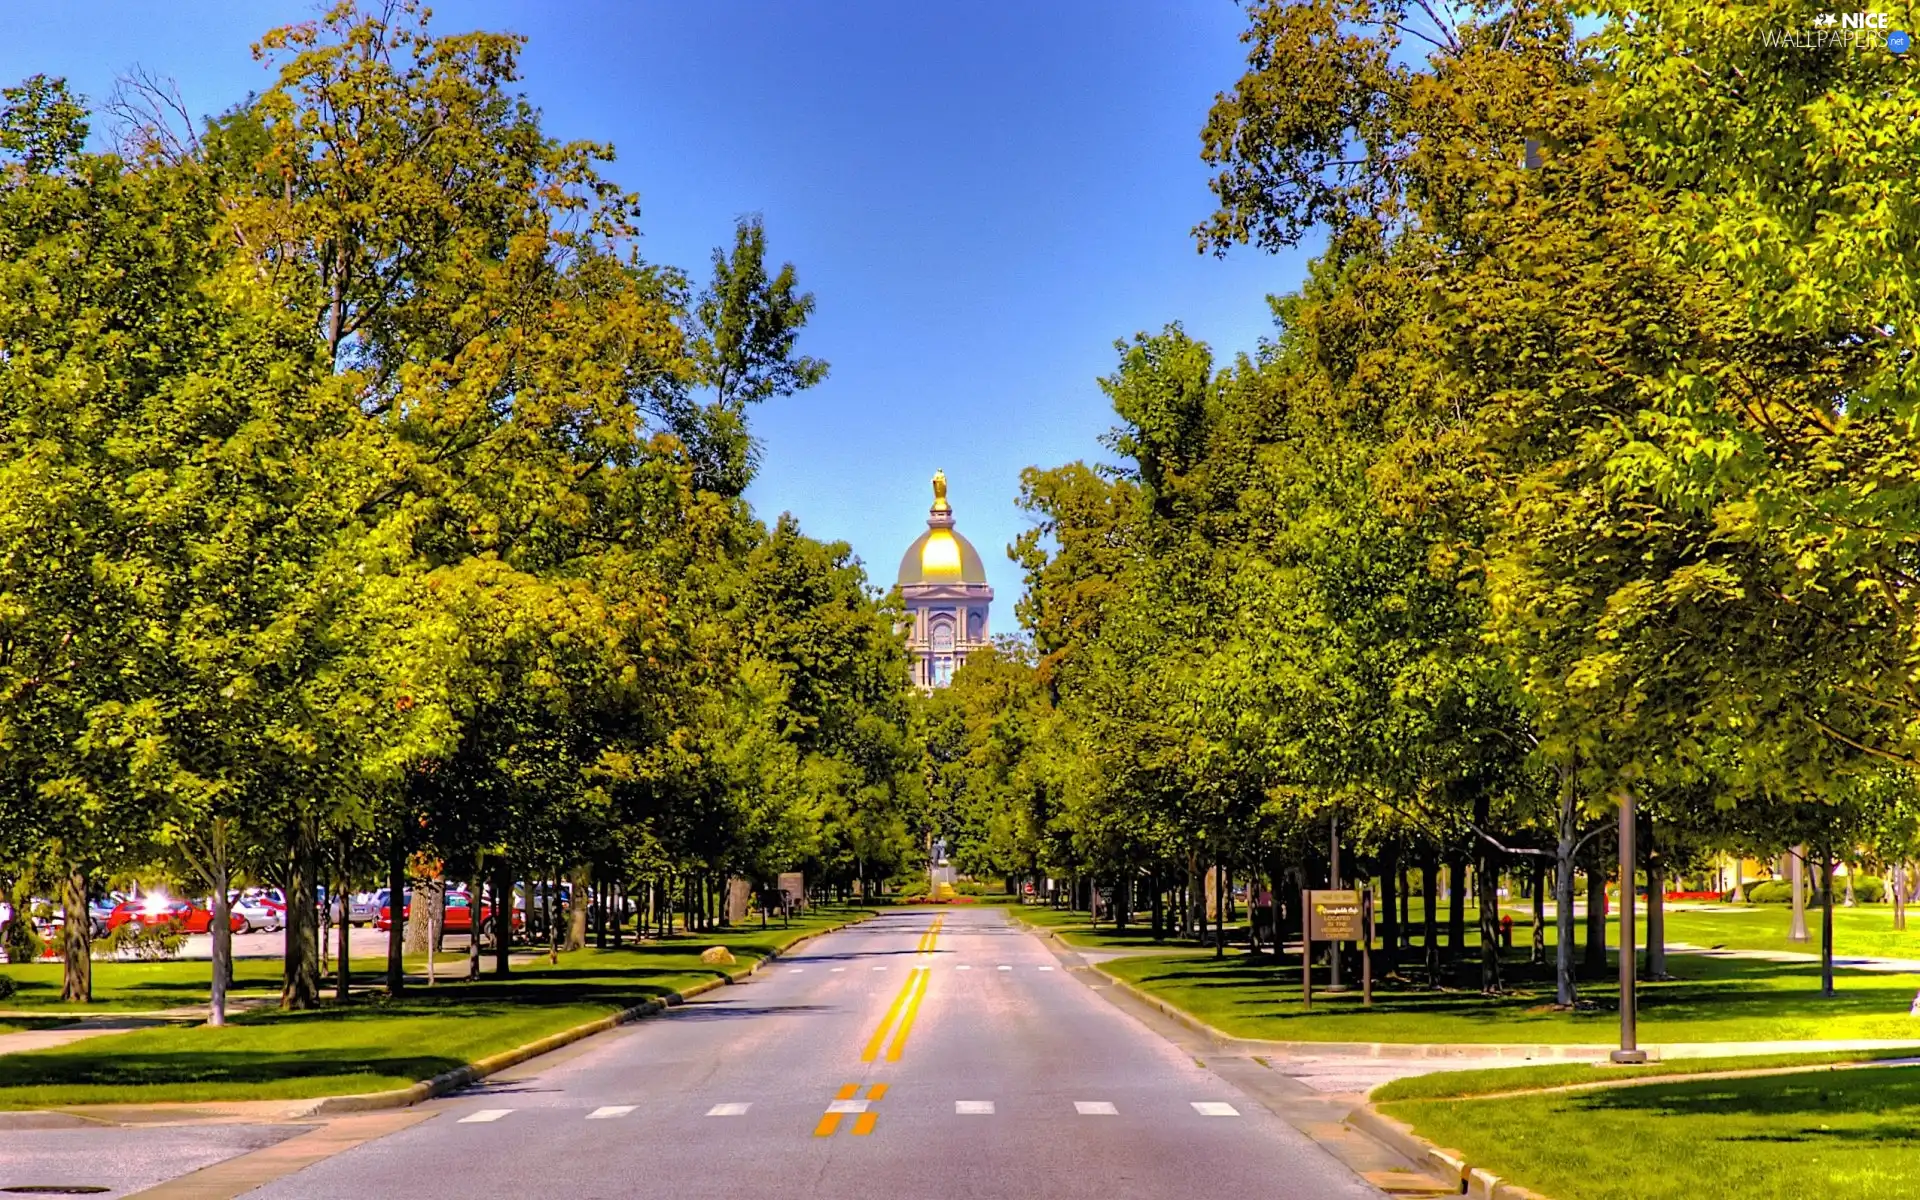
[1609,1049,1649,1065]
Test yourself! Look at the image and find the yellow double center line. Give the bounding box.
[857,916,941,1064]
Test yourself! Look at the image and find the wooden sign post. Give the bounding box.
[1300,889,1312,1010]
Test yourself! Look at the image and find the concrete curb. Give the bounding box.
[293,914,868,1117]
[1346,1106,1552,1200]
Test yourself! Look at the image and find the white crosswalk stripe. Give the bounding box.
[1192,1102,1240,1117]
[1075,1101,1118,1115]
[956,1100,995,1114]
[707,1103,751,1116]
[587,1106,634,1120]
[458,1109,512,1123]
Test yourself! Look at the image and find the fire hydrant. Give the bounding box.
[1499,913,1514,950]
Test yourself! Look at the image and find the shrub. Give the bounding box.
[0,972,15,1000]
[96,921,184,961]
[1747,880,1794,904]
[1849,875,1886,903]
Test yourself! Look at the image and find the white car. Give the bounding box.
[230,892,284,933]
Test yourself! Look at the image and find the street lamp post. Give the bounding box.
[1612,792,1647,1064]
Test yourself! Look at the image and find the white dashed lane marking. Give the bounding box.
[1192,1102,1240,1117]
[707,1103,752,1116]
[955,964,971,970]
[956,1100,995,1114]
[997,965,1012,971]
[831,967,846,972]
[872,966,887,971]
[1075,1101,1118,1115]
[826,1099,870,1114]
[1038,965,1055,971]
[458,1109,512,1123]
[587,1106,634,1120]
[787,967,804,973]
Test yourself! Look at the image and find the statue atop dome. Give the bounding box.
[931,469,950,514]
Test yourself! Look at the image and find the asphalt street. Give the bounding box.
[10,907,1393,1199]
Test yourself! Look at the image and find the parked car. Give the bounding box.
[106,897,246,935]
[375,890,522,936]
[348,891,383,926]
[229,892,284,933]
[87,895,123,938]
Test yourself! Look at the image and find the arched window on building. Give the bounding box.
[931,617,955,654]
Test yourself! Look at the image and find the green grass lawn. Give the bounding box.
[1,958,297,1013]
[1372,1048,1920,1102]
[1099,948,1920,1044]
[0,906,871,1109]
[1004,901,1243,952]
[1382,1064,1920,1199]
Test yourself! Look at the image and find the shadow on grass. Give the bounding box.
[1570,1067,1920,1121]
[1118,951,1920,1029]
[0,1048,464,1089]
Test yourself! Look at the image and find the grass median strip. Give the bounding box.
[1096,949,1920,1044]
[1380,1063,1920,1199]
[0,907,871,1109]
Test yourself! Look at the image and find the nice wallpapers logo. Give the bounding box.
[1764,10,1912,50]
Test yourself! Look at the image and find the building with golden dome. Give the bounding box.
[898,471,993,688]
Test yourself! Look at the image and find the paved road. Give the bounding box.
[5,908,1394,1198]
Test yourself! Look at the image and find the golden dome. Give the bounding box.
[898,472,989,586]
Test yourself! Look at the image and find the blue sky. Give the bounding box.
[4,1,1315,621]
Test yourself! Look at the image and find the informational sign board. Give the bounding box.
[1301,888,1374,1012]
[777,871,806,909]
[1306,890,1362,943]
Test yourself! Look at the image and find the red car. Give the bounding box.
[375,891,520,934]
[106,898,246,935]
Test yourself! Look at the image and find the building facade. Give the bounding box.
[897,471,993,688]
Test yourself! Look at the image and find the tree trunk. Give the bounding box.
[1477,849,1502,993]
[1379,846,1400,975]
[386,841,406,995]
[1789,844,1810,942]
[493,860,512,977]
[1645,822,1668,980]
[60,866,91,1004]
[282,818,320,1010]
[566,864,590,952]
[1151,869,1164,941]
[1555,855,1579,1007]
[468,852,485,983]
[1584,859,1608,978]
[1895,863,1907,932]
[1421,851,1440,980]
[1446,851,1467,970]
[335,851,351,1002]
[1398,858,1411,949]
[209,849,231,1026]
[403,875,435,954]
[547,869,560,964]
[1821,848,1836,998]
[1530,861,1547,967]
[1213,857,1225,959]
